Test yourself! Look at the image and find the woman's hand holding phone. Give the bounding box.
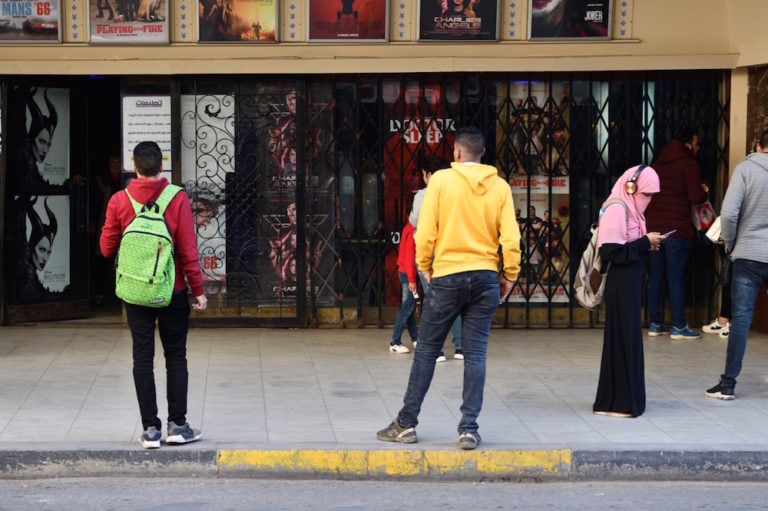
[647,232,664,250]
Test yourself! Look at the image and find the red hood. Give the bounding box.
[125,177,170,204]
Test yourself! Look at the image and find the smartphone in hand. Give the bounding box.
[661,229,677,238]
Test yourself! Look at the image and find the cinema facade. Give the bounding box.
[0,1,765,329]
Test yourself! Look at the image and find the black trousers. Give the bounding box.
[124,291,190,430]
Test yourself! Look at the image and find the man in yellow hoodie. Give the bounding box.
[377,127,521,450]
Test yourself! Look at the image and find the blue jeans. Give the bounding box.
[391,272,418,344]
[721,259,768,384]
[124,291,191,430]
[647,237,692,328]
[418,271,462,349]
[397,270,499,433]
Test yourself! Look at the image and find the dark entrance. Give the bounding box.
[1,76,122,323]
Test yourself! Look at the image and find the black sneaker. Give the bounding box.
[376,419,417,443]
[458,431,481,450]
[166,421,202,445]
[705,382,735,400]
[140,425,161,449]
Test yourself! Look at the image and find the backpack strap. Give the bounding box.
[124,184,183,215]
[600,198,629,223]
[124,190,142,215]
[153,185,183,214]
[595,198,629,274]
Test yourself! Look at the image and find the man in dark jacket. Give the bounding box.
[645,131,709,339]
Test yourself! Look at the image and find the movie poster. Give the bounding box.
[88,0,168,43]
[7,86,70,193]
[418,0,499,41]
[500,80,570,177]
[307,0,388,41]
[494,80,572,304]
[382,80,455,305]
[11,194,70,302]
[528,0,610,40]
[225,84,336,307]
[507,177,570,304]
[198,0,277,42]
[181,94,235,295]
[0,0,61,42]
[261,86,334,304]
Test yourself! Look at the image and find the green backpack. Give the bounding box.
[115,185,182,307]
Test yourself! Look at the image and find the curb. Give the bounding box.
[0,449,218,479]
[2,448,768,481]
[574,450,768,481]
[217,448,572,481]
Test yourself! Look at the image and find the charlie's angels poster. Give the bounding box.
[419,0,499,41]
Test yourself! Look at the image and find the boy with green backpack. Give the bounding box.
[100,141,207,449]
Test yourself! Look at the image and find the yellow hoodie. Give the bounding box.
[414,161,521,281]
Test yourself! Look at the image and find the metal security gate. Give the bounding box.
[179,80,338,326]
[150,71,731,327]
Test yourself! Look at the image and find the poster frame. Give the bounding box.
[0,0,62,44]
[87,0,170,44]
[527,0,612,41]
[306,0,389,43]
[197,0,279,43]
[417,0,500,42]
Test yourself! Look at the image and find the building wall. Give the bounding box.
[0,0,743,76]
[728,0,768,68]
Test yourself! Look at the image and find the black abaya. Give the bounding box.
[593,237,651,417]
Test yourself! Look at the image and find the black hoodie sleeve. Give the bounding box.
[598,237,651,266]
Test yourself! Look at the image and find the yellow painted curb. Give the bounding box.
[218,449,573,479]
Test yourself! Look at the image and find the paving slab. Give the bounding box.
[1,322,767,480]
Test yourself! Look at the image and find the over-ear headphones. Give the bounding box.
[625,164,648,195]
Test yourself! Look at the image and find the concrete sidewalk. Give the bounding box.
[1,322,768,481]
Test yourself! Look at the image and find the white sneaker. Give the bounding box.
[389,344,410,354]
[436,352,447,362]
[719,328,729,338]
[702,318,729,334]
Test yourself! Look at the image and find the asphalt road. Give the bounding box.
[0,478,765,510]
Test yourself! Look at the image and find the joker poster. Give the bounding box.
[528,0,610,40]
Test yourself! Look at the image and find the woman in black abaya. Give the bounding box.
[593,165,664,418]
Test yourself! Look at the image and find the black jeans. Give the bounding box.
[124,291,190,430]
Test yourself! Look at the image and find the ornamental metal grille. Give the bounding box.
[177,71,728,327]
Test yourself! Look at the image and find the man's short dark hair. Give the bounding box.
[133,141,163,177]
[674,129,698,145]
[454,127,485,157]
[758,129,768,150]
[422,155,447,174]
